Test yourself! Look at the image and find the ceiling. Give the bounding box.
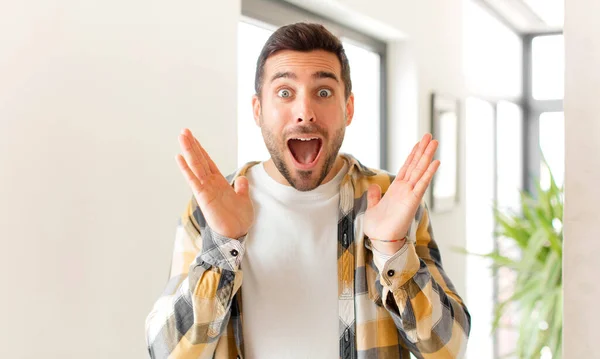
[479,0,563,34]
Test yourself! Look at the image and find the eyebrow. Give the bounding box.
[269,71,340,83]
[312,71,339,83]
[270,71,296,83]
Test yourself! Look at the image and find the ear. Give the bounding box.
[252,94,262,127]
[345,92,355,126]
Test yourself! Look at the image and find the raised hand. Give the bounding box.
[363,134,440,248]
[175,128,254,239]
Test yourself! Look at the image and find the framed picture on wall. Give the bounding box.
[430,92,460,213]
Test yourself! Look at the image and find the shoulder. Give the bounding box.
[343,154,396,197]
[225,161,262,185]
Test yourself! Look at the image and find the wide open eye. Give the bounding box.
[278,89,292,98]
[318,89,332,98]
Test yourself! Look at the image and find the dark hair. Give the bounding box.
[254,22,352,99]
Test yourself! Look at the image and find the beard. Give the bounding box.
[260,119,345,192]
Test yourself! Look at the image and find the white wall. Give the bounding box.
[0,0,467,357]
[563,0,600,356]
[0,1,240,358]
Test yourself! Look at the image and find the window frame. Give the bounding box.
[523,32,564,193]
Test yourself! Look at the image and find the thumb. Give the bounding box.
[366,184,382,210]
[234,176,249,197]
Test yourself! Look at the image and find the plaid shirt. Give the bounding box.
[145,154,471,358]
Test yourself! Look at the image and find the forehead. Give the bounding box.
[264,50,341,80]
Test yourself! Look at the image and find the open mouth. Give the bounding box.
[287,137,323,169]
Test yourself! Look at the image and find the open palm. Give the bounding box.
[363,134,440,242]
[175,128,254,239]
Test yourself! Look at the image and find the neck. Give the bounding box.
[263,155,345,188]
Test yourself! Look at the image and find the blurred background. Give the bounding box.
[0,0,596,358]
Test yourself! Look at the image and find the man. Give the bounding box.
[145,23,470,359]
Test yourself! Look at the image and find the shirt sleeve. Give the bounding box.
[367,200,472,359]
[145,196,245,358]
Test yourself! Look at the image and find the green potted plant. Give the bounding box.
[467,162,563,359]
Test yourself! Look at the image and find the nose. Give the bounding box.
[294,93,315,123]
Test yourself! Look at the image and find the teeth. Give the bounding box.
[293,137,318,141]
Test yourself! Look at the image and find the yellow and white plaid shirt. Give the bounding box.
[145,154,471,359]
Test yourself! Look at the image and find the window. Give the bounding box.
[497,101,524,211]
[465,97,496,359]
[338,40,381,169]
[238,0,386,169]
[527,34,564,191]
[464,1,563,358]
[464,2,526,358]
[532,35,564,100]
[539,111,565,189]
[495,101,524,358]
[463,0,523,100]
[465,98,525,359]
[237,20,276,167]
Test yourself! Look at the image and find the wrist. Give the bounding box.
[370,236,407,256]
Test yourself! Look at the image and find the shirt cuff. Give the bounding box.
[378,241,421,291]
[198,226,246,272]
[371,241,406,273]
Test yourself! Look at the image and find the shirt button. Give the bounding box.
[387,269,395,277]
[230,249,239,257]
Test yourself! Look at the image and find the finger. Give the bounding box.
[397,143,418,181]
[179,134,206,178]
[175,154,204,196]
[408,139,439,186]
[413,160,440,199]
[234,176,249,197]
[403,133,432,181]
[366,184,382,210]
[182,128,211,175]
[178,130,208,178]
[193,136,222,176]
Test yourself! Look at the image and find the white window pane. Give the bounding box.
[532,35,564,101]
[237,21,274,167]
[496,101,523,358]
[497,101,523,212]
[465,97,495,359]
[539,112,564,189]
[340,39,381,168]
[463,0,523,98]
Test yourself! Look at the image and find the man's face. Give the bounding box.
[252,50,354,191]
